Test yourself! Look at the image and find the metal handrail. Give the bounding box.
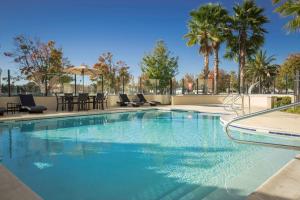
[224,101,300,150]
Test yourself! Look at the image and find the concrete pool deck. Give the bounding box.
[0,165,42,200]
[0,105,299,200]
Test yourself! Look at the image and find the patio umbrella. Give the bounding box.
[64,65,96,93]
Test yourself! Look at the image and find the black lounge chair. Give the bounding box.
[19,94,47,113]
[136,93,161,106]
[117,94,141,107]
[0,107,6,116]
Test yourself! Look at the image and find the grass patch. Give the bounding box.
[285,106,300,114]
[271,96,300,114]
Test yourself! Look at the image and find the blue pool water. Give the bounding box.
[0,110,297,200]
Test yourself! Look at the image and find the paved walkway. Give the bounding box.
[247,155,300,200]
[221,110,300,136]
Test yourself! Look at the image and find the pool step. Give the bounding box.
[132,181,181,200]
[157,184,200,200]
[177,186,216,200]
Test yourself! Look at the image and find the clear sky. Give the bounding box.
[0,0,299,79]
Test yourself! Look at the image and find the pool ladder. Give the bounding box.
[223,94,250,116]
[224,101,300,150]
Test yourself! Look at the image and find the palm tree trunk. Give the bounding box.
[240,31,247,94]
[213,47,219,94]
[204,52,209,94]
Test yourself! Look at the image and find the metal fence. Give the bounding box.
[0,69,297,97]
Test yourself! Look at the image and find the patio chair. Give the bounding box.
[136,93,161,106]
[76,93,89,111]
[64,93,75,111]
[55,93,65,111]
[117,94,141,107]
[19,94,47,113]
[95,93,109,110]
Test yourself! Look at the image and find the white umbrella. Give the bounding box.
[64,65,96,93]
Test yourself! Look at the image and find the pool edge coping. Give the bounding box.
[0,165,42,200]
[1,107,299,200]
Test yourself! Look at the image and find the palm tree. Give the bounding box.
[184,5,212,94]
[273,0,300,32]
[225,0,269,93]
[246,50,278,93]
[209,4,229,94]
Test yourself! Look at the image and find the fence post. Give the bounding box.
[170,79,172,95]
[122,75,125,94]
[101,74,104,93]
[285,73,288,94]
[45,74,48,96]
[196,78,199,95]
[74,74,77,95]
[182,79,184,95]
[273,77,276,94]
[8,69,11,97]
[139,77,142,93]
[155,79,158,95]
[296,70,300,102]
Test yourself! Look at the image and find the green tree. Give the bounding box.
[229,71,239,93]
[225,0,269,93]
[246,50,278,93]
[184,5,212,94]
[141,41,178,94]
[276,53,300,92]
[273,0,300,32]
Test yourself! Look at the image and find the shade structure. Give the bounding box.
[64,65,97,93]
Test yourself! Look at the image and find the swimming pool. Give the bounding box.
[0,110,297,200]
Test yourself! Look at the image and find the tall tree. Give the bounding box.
[246,50,278,93]
[225,0,269,93]
[141,41,178,94]
[276,53,300,91]
[115,60,131,93]
[208,4,229,94]
[185,5,212,94]
[273,0,300,32]
[4,35,71,93]
[93,52,131,93]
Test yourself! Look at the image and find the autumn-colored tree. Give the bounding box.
[208,69,232,93]
[115,60,131,93]
[93,52,131,94]
[183,73,195,93]
[4,35,71,94]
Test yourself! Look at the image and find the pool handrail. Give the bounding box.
[224,101,300,150]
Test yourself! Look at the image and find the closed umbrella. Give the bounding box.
[64,65,96,93]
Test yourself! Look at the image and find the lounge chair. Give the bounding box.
[19,94,47,113]
[136,93,161,106]
[117,94,141,107]
[0,107,6,116]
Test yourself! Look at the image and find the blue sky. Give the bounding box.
[0,0,299,79]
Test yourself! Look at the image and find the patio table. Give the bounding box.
[59,95,98,111]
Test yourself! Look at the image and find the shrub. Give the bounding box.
[272,96,292,108]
